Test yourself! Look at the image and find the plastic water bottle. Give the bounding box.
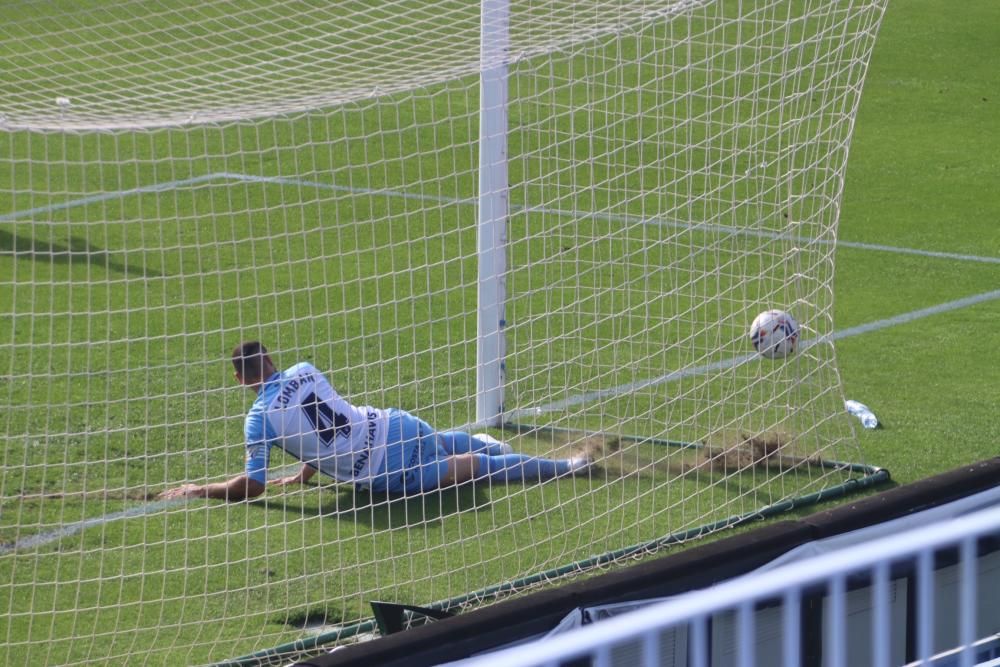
[845,399,879,429]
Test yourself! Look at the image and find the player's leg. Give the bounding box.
[438,451,589,487]
[378,410,592,493]
[439,453,478,486]
[439,428,595,486]
[417,438,592,488]
[469,451,590,484]
[379,410,459,495]
[436,431,512,456]
[435,435,591,486]
[369,409,445,495]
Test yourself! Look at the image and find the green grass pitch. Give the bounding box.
[1,1,999,664]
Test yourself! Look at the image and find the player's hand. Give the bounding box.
[157,484,205,500]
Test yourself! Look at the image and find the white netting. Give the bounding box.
[0,1,886,664]
[2,0,709,129]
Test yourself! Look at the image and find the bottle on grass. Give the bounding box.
[845,399,879,429]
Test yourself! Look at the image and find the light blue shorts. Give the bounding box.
[367,409,450,495]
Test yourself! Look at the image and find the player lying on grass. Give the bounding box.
[158,341,590,501]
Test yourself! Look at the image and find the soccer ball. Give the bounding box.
[749,310,799,359]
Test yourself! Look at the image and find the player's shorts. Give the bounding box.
[367,408,450,494]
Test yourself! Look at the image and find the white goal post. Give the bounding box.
[477,0,512,425]
[0,1,889,665]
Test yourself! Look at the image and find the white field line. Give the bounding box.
[0,499,183,555]
[221,171,1000,267]
[0,463,306,554]
[215,171,475,206]
[0,173,231,222]
[507,288,1000,419]
[4,171,998,268]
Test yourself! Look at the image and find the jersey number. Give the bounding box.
[301,392,350,447]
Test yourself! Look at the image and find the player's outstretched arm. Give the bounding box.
[157,474,266,502]
[270,464,317,487]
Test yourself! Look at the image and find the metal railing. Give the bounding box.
[460,504,1000,667]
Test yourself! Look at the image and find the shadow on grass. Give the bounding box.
[0,227,162,278]
[258,481,490,531]
[278,604,347,630]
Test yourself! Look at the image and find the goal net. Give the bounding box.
[0,0,887,664]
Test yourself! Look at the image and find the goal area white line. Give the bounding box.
[3,170,998,267]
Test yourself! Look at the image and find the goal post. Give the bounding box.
[0,1,890,665]
[477,0,511,426]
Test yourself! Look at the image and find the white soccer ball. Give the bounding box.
[749,310,799,359]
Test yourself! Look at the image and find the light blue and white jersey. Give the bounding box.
[244,362,389,485]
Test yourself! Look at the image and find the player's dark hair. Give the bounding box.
[232,341,269,382]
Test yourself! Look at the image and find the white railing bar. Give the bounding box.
[917,548,934,663]
[829,573,847,667]
[782,589,801,667]
[691,615,708,667]
[872,560,891,667]
[737,601,754,667]
[640,627,658,667]
[959,537,978,667]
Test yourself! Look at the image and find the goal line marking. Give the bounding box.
[506,287,1000,419]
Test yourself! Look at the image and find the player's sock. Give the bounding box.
[438,431,512,456]
[473,453,584,483]
[472,433,514,455]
